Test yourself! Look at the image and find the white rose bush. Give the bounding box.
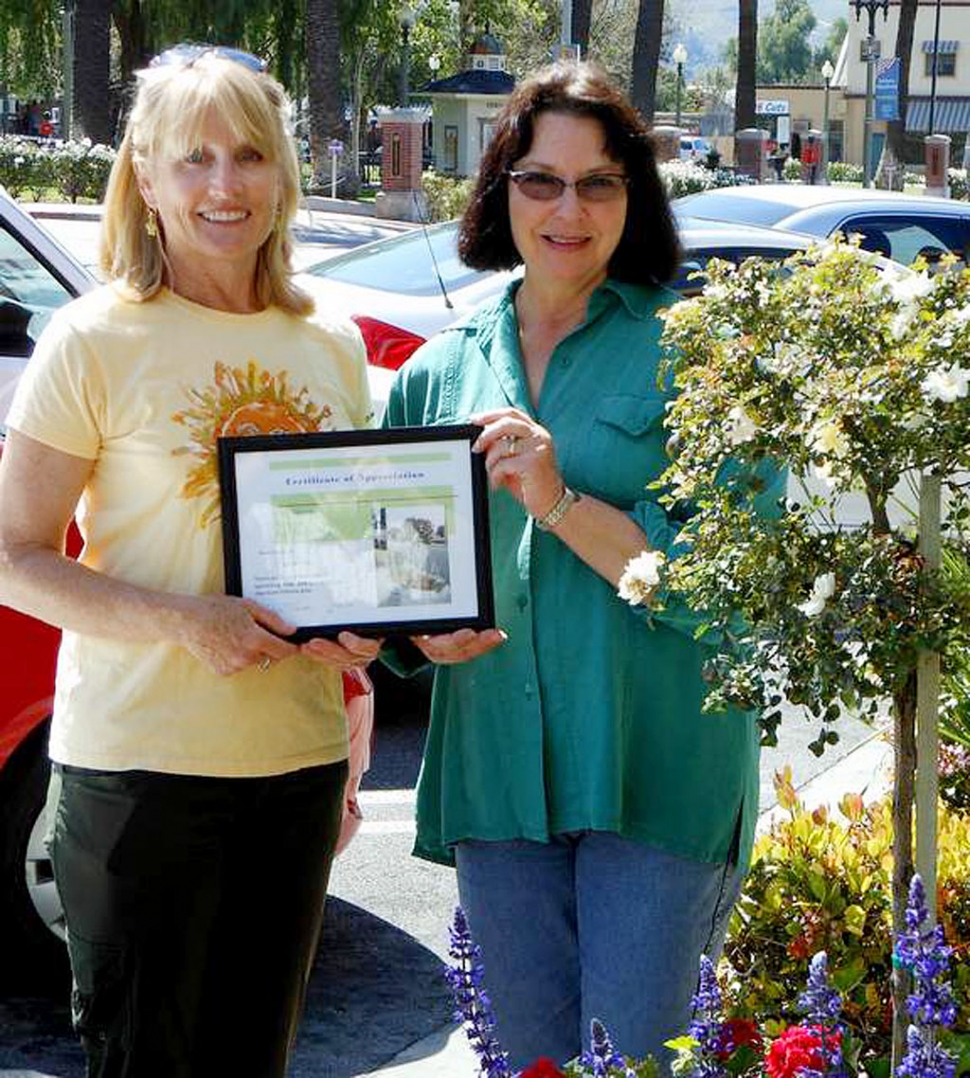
[646,236,970,1061]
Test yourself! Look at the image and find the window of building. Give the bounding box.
[391,132,402,176]
[925,52,957,77]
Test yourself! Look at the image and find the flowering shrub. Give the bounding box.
[657,159,756,199]
[721,772,970,1061]
[0,135,115,201]
[420,169,475,222]
[655,238,970,738]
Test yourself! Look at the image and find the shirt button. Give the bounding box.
[517,594,528,610]
[525,682,534,697]
[561,356,572,367]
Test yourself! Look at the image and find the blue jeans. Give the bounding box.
[454,832,743,1073]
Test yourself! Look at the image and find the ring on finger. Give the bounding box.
[504,433,519,458]
[258,656,273,672]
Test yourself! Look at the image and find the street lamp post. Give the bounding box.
[399,4,416,108]
[821,58,834,178]
[673,43,688,129]
[928,0,943,135]
[851,0,888,188]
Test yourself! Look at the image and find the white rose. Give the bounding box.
[796,572,836,618]
[808,418,849,459]
[921,363,969,404]
[725,405,758,447]
[618,550,666,607]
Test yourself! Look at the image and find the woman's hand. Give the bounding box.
[470,407,566,521]
[176,594,301,675]
[301,631,383,671]
[411,627,507,665]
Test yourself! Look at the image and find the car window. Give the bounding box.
[0,222,74,345]
[306,224,490,297]
[673,245,800,295]
[837,214,970,268]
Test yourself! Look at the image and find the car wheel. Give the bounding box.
[0,724,70,991]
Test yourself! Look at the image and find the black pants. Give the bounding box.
[49,760,348,1078]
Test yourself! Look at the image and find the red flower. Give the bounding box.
[520,1059,566,1078]
[717,1017,764,1060]
[765,1024,842,1078]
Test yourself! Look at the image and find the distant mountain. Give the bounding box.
[674,0,849,74]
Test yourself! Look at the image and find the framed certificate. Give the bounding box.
[218,425,494,640]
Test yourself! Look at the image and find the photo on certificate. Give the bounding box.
[217,425,494,639]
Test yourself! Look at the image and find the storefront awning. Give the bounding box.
[906,97,970,132]
[922,40,960,53]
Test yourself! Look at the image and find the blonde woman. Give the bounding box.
[0,45,378,1077]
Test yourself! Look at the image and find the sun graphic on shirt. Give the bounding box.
[172,360,335,526]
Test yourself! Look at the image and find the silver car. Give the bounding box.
[674,184,970,267]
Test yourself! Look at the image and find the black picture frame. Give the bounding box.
[218,424,494,641]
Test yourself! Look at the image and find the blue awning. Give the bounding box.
[907,96,970,131]
[922,39,959,53]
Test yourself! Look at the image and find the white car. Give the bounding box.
[679,136,712,163]
[298,215,824,413]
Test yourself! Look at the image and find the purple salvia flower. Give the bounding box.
[445,907,512,1078]
[894,876,957,1078]
[576,1018,634,1077]
[796,952,844,1078]
[687,955,728,1078]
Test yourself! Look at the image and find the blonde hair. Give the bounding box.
[100,53,312,315]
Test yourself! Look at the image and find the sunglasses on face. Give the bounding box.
[150,43,268,73]
[506,169,630,202]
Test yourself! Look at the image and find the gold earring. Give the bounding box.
[145,207,158,238]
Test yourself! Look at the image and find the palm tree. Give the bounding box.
[73,0,112,144]
[884,0,917,182]
[631,0,664,123]
[305,0,342,189]
[572,0,593,54]
[735,0,758,130]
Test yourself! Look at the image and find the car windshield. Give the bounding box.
[305,223,489,297]
[675,192,794,228]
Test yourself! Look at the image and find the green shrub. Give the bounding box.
[723,768,970,1065]
[420,170,474,223]
[0,135,115,201]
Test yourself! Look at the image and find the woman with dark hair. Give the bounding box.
[385,61,762,1071]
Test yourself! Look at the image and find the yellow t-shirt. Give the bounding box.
[7,284,373,777]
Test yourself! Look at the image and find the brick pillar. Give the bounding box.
[652,125,682,164]
[925,134,951,199]
[735,128,769,182]
[376,108,428,222]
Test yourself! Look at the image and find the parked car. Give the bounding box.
[0,190,897,979]
[679,136,712,163]
[674,185,970,268]
[298,214,824,395]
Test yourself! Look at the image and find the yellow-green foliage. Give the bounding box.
[420,170,474,223]
[723,767,970,1060]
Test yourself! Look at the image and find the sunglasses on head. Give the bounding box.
[150,43,268,73]
[506,169,630,203]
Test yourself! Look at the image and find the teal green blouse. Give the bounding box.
[384,278,773,868]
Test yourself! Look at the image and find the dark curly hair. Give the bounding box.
[458,61,680,286]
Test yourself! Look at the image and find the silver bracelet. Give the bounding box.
[535,487,581,531]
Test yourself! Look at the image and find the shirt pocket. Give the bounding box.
[580,393,671,506]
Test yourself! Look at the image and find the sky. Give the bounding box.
[675,0,848,72]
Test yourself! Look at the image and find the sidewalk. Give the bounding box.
[363,722,895,1077]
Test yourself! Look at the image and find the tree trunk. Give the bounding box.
[572,0,593,54]
[631,0,664,123]
[73,0,112,144]
[305,0,342,190]
[112,0,150,94]
[886,0,917,165]
[736,0,758,131]
[891,673,916,1071]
